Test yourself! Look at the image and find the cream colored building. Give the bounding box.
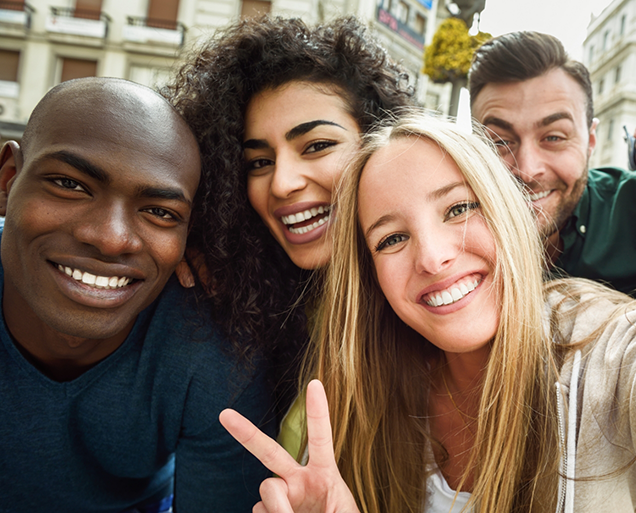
[584,0,636,169]
[0,0,449,143]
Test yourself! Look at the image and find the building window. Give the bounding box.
[607,118,614,141]
[615,66,621,84]
[588,45,594,63]
[60,57,97,83]
[620,14,626,36]
[414,12,427,36]
[603,30,610,50]
[396,0,409,24]
[240,0,271,17]
[74,0,101,20]
[0,49,20,83]
[598,79,604,95]
[147,0,179,29]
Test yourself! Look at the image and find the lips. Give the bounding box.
[420,274,482,308]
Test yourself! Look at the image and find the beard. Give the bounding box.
[536,161,589,241]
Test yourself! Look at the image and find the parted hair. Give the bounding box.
[469,31,594,128]
[305,111,564,512]
[164,16,415,364]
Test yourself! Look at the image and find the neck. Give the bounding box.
[2,282,134,382]
[442,345,490,396]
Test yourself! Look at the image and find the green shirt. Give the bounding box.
[555,167,636,296]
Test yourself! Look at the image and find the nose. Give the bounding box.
[413,224,459,276]
[73,202,143,257]
[510,143,547,186]
[270,153,308,199]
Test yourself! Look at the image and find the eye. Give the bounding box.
[52,177,85,192]
[143,207,178,221]
[304,141,336,154]
[446,201,480,220]
[375,233,408,252]
[247,158,274,172]
[545,135,563,142]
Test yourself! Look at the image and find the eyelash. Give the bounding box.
[51,177,86,192]
[445,201,480,220]
[375,233,408,252]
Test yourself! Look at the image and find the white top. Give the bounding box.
[426,467,472,512]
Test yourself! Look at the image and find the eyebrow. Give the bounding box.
[364,181,465,239]
[481,112,574,132]
[43,150,110,184]
[135,186,191,207]
[41,150,191,207]
[243,120,347,150]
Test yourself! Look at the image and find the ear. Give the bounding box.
[587,118,599,158]
[0,141,22,216]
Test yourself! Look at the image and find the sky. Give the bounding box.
[476,0,616,60]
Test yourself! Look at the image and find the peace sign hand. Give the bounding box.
[219,380,360,513]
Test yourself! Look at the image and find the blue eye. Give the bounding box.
[376,233,408,251]
[446,202,480,220]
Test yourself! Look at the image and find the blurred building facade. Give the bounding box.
[0,0,453,143]
[584,0,636,169]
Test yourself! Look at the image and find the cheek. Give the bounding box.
[246,177,269,220]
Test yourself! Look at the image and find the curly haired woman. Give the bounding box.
[165,16,416,417]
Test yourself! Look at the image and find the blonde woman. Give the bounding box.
[220,112,636,512]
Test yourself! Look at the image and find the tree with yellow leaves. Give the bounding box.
[423,17,490,116]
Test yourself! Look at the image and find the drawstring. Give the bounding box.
[555,349,582,513]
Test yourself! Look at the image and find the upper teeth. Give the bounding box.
[528,190,550,201]
[57,264,132,289]
[425,279,480,307]
[281,205,331,225]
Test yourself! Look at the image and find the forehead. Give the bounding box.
[244,81,359,134]
[27,95,200,192]
[359,137,464,212]
[471,68,588,128]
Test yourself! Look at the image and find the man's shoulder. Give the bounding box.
[588,166,636,194]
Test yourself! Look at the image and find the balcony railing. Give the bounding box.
[46,6,111,38]
[123,16,186,46]
[0,1,35,29]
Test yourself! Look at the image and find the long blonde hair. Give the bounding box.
[303,112,562,512]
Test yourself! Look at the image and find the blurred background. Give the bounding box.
[0,0,632,168]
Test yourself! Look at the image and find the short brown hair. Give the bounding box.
[469,31,594,127]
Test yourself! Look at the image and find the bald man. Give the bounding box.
[0,78,273,512]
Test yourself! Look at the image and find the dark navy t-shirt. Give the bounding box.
[0,232,275,512]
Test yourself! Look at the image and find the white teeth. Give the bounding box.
[56,264,132,290]
[288,214,330,234]
[424,278,482,307]
[528,190,550,201]
[281,205,332,226]
[82,273,96,285]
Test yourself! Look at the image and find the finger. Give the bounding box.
[259,478,294,513]
[253,502,268,513]
[175,258,195,288]
[219,409,300,478]
[305,380,337,468]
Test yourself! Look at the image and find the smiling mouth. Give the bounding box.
[422,276,482,307]
[527,190,551,202]
[54,263,134,290]
[281,205,332,235]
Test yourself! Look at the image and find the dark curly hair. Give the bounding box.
[164,16,415,399]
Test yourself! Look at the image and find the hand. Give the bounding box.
[219,380,360,513]
[174,248,212,291]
